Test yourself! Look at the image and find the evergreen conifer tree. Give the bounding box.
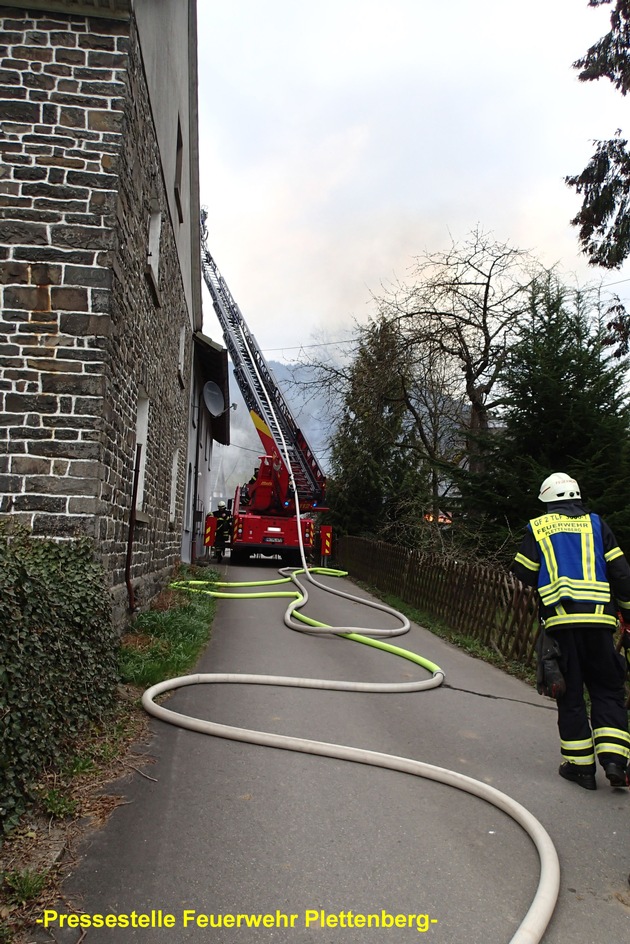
[326,318,431,544]
[457,274,630,556]
[567,1,630,267]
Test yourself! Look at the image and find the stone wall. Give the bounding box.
[0,7,194,624]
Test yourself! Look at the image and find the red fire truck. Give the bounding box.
[201,217,328,566]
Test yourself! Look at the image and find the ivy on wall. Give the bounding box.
[0,525,118,835]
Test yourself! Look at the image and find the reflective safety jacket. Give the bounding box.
[512,509,630,630]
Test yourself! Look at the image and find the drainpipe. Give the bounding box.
[125,443,142,613]
[190,393,203,564]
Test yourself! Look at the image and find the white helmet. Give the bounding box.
[538,472,581,503]
[218,500,226,508]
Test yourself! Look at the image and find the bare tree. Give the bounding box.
[290,229,536,548]
[395,332,465,519]
[287,327,360,411]
[373,227,534,473]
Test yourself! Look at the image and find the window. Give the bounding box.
[146,197,162,302]
[185,462,193,531]
[174,116,184,224]
[178,324,186,388]
[134,390,149,512]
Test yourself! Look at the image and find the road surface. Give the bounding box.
[33,562,630,944]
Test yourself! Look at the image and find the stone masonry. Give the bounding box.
[0,7,194,623]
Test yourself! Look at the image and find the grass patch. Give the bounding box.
[37,789,78,820]
[119,571,218,688]
[2,869,48,906]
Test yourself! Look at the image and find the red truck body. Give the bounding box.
[228,428,319,565]
[230,484,315,566]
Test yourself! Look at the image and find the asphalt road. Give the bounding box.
[34,562,630,944]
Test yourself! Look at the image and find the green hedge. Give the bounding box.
[0,525,118,835]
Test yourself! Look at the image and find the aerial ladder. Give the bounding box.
[200,214,328,564]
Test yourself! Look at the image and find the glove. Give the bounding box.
[535,625,566,699]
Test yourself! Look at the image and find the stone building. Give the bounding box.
[0,0,230,623]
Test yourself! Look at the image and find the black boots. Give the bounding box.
[558,762,597,790]
[604,763,629,787]
[559,761,629,789]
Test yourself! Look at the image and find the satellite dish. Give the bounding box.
[202,381,225,417]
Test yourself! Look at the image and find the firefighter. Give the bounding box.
[512,472,630,790]
[213,500,231,563]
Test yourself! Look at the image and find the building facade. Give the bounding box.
[0,0,229,623]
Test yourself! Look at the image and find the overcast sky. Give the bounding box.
[196,0,630,362]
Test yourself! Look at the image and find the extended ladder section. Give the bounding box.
[200,224,326,506]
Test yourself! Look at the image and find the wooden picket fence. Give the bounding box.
[336,535,540,667]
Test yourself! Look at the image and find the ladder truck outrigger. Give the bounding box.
[200,215,328,566]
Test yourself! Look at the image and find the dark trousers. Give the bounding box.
[554,624,629,770]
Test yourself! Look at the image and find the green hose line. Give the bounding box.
[197,591,299,600]
[172,577,295,589]
[170,579,298,600]
[337,632,443,675]
[173,566,347,590]
[275,597,443,675]
[172,572,442,676]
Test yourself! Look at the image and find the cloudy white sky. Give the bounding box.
[196,0,630,362]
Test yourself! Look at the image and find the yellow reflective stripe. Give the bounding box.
[581,520,595,583]
[543,592,610,604]
[538,577,610,605]
[514,552,539,571]
[561,755,596,765]
[605,546,623,562]
[539,578,609,592]
[593,727,630,745]
[595,604,603,615]
[539,535,557,587]
[545,612,618,629]
[560,736,595,765]
[561,737,594,750]
[541,589,610,603]
[594,742,630,758]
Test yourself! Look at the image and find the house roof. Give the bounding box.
[193,332,230,446]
